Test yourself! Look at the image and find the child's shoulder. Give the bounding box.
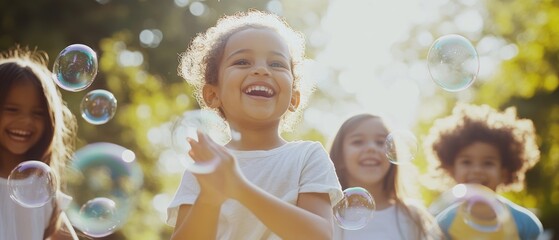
[499,196,543,227]
[286,140,324,148]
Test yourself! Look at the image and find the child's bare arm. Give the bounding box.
[236,185,333,240]
[171,198,220,240]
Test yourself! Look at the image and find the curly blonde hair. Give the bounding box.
[178,9,313,132]
[423,103,540,192]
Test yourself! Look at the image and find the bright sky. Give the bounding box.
[303,0,494,140]
[304,0,428,139]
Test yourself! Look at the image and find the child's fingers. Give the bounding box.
[195,130,235,165]
[187,137,214,161]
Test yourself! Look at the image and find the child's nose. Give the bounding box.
[365,142,382,152]
[18,114,35,125]
[251,61,271,76]
[471,164,485,173]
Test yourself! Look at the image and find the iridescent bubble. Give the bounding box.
[75,197,120,238]
[427,34,479,92]
[8,160,57,208]
[80,89,117,125]
[65,142,143,237]
[430,184,511,233]
[170,109,229,174]
[333,187,376,230]
[385,130,418,164]
[53,44,98,92]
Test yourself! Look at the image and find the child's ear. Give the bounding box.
[288,90,300,112]
[202,84,221,108]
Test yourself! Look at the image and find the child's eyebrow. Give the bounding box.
[346,132,387,139]
[225,49,289,61]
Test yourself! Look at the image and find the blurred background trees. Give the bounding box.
[1,0,557,239]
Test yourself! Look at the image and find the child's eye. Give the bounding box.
[233,59,250,66]
[3,107,18,113]
[375,140,385,147]
[351,140,364,146]
[270,61,287,68]
[457,159,472,166]
[483,161,496,167]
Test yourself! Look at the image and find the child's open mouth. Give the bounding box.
[244,85,275,98]
[7,129,33,142]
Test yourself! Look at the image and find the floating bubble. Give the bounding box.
[385,130,418,164]
[65,142,143,237]
[430,184,511,233]
[53,44,98,92]
[427,34,479,92]
[80,89,117,125]
[8,160,57,208]
[74,197,120,238]
[333,187,376,230]
[170,109,229,174]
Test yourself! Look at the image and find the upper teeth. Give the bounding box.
[9,129,31,136]
[245,85,274,96]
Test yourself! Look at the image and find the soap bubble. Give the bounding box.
[427,34,479,92]
[53,44,98,92]
[80,89,117,125]
[8,160,57,208]
[333,187,376,230]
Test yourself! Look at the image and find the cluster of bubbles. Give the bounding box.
[170,109,230,174]
[429,184,512,233]
[53,44,117,125]
[427,34,479,92]
[6,44,133,238]
[333,187,376,230]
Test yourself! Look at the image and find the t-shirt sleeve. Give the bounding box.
[298,142,343,206]
[436,204,457,240]
[511,205,543,240]
[166,170,200,227]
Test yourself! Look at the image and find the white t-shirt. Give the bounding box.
[0,177,72,240]
[334,205,421,240]
[167,140,343,240]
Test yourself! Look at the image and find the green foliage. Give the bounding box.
[397,0,559,237]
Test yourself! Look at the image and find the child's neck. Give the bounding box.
[226,126,286,151]
[0,151,24,178]
[364,183,394,210]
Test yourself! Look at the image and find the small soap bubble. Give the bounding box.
[53,44,98,92]
[385,130,418,164]
[333,187,376,230]
[170,109,228,174]
[76,197,120,238]
[80,89,117,125]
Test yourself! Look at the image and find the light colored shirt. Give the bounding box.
[334,204,419,240]
[0,177,71,240]
[167,140,343,240]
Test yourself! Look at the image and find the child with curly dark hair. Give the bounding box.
[423,103,543,240]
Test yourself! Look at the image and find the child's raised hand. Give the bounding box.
[187,130,246,205]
